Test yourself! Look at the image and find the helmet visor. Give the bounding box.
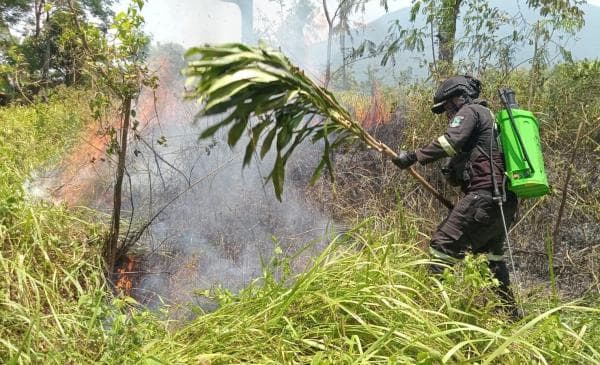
[431,100,446,114]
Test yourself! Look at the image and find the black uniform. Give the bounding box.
[415,100,518,304]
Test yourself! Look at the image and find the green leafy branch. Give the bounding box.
[184,43,393,199]
[184,43,451,208]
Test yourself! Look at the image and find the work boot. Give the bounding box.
[488,260,523,321]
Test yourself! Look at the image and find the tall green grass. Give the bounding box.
[0,88,167,364]
[145,214,600,364]
[0,82,598,364]
[0,89,99,363]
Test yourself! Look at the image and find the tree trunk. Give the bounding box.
[40,8,50,100]
[323,0,332,88]
[528,21,542,108]
[340,10,349,89]
[106,98,132,275]
[34,0,44,37]
[437,0,462,77]
[222,0,254,43]
[340,23,347,89]
[325,25,333,87]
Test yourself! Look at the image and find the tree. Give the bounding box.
[66,0,156,275]
[380,0,585,79]
[437,0,462,75]
[0,0,115,101]
[0,1,29,99]
[322,0,372,87]
[337,3,352,88]
[386,0,499,78]
[0,1,31,26]
[521,0,585,103]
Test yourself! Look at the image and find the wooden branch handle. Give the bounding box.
[314,88,454,209]
[358,127,454,210]
[407,166,454,210]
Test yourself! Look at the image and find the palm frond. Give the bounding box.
[184,43,451,208]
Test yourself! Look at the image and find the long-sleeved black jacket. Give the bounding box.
[415,100,505,192]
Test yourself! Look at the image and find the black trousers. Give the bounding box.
[429,190,518,304]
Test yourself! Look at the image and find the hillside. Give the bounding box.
[1,1,599,363]
[364,2,600,60]
[304,2,600,82]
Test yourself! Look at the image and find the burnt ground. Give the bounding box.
[305,109,600,300]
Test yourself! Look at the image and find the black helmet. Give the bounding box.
[431,75,481,114]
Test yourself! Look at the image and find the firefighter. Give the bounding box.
[392,75,520,318]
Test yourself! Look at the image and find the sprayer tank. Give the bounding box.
[496,109,550,198]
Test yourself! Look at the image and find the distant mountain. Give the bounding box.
[303,2,600,83]
[363,2,600,61]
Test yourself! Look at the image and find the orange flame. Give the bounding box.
[362,82,390,128]
[48,52,188,206]
[115,255,137,295]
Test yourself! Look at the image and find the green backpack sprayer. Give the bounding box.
[496,88,550,198]
[491,89,550,316]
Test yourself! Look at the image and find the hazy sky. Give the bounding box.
[118,0,411,45]
[117,0,600,46]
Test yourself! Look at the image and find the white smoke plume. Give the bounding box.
[118,45,333,310]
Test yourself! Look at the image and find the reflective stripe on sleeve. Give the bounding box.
[437,135,457,156]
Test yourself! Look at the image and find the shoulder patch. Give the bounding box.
[450,115,464,128]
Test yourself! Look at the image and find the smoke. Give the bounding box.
[118,46,331,310]
[135,0,331,79]
[134,0,243,46]
[23,40,332,313]
[26,2,349,311]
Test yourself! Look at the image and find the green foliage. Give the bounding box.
[1,202,105,363]
[376,0,586,77]
[68,0,156,271]
[0,88,167,364]
[379,0,513,73]
[1,3,598,363]
[144,216,600,364]
[0,68,598,364]
[526,0,585,27]
[0,0,30,25]
[185,43,379,200]
[544,60,600,142]
[0,87,87,210]
[0,0,116,102]
[80,0,116,23]
[13,9,85,87]
[77,0,151,100]
[0,89,99,362]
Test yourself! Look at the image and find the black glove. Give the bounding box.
[392,151,417,169]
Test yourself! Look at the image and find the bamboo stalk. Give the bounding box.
[185,44,454,208]
[328,98,454,209]
[352,120,454,210]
